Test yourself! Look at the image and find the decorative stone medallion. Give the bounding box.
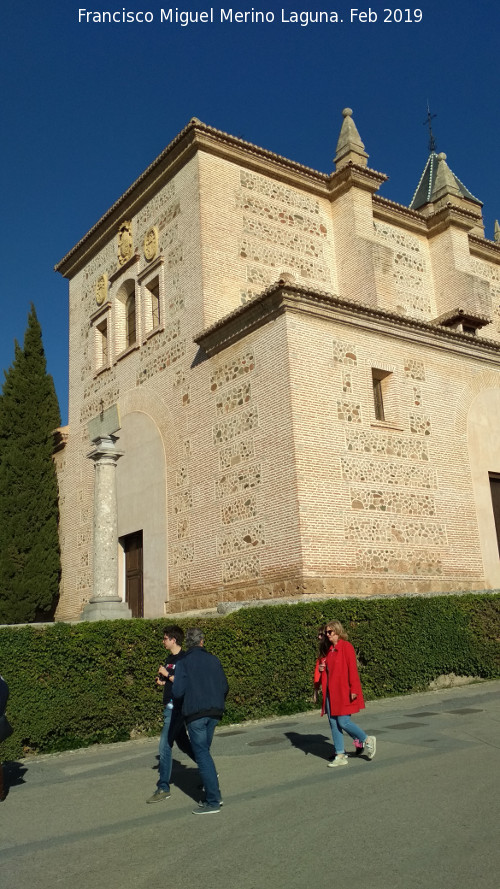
[117,221,133,265]
[95,273,108,306]
[143,226,159,261]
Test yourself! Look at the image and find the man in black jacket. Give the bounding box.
[172,627,229,815]
[146,626,196,804]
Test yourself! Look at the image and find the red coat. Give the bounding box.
[315,639,365,717]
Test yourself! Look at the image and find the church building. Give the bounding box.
[54,109,500,620]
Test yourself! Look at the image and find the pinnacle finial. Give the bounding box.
[495,220,500,243]
[334,107,368,170]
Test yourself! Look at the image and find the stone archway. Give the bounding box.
[115,410,167,618]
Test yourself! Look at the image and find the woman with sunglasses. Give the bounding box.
[317,620,376,768]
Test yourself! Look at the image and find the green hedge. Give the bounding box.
[1,593,499,759]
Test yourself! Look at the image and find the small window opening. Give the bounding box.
[96,318,108,368]
[372,369,391,421]
[147,277,160,330]
[126,292,136,346]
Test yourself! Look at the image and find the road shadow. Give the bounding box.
[151,753,201,802]
[285,731,333,761]
[285,732,368,761]
[171,759,203,801]
[1,760,28,800]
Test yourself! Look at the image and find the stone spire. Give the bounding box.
[334,108,369,170]
[410,150,482,212]
[431,153,463,201]
[495,220,500,243]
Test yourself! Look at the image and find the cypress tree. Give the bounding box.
[0,305,61,623]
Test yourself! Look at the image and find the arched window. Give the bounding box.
[115,279,138,355]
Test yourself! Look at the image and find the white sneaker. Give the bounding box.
[327,754,348,768]
[364,736,377,759]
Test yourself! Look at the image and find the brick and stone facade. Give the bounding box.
[54,110,500,620]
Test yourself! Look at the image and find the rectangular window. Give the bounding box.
[141,273,163,338]
[372,369,391,421]
[126,292,137,346]
[147,277,160,330]
[489,474,500,557]
[95,317,109,370]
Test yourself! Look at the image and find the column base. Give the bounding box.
[80,599,133,622]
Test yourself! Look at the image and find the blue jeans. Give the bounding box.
[157,706,196,792]
[326,698,367,754]
[187,717,221,808]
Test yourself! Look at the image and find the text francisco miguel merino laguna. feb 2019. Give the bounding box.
[77,8,424,26]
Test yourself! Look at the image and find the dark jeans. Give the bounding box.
[187,716,221,808]
[157,706,196,792]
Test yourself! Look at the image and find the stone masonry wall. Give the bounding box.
[57,156,204,618]
[56,134,500,618]
[284,309,493,596]
[198,154,338,325]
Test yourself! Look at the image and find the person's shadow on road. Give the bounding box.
[152,754,201,802]
[285,731,333,761]
[1,760,28,801]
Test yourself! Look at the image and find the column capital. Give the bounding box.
[87,434,124,464]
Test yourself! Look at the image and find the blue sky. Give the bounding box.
[2,1,499,423]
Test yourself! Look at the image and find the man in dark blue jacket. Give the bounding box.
[172,627,228,815]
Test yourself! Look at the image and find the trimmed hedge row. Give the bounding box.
[1,593,499,759]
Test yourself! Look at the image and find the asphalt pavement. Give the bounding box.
[1,680,499,889]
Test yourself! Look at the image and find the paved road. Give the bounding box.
[1,681,499,889]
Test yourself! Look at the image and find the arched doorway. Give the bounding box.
[115,411,167,617]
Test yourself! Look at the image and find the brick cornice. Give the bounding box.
[327,163,387,199]
[426,202,483,236]
[194,282,500,365]
[373,196,430,234]
[55,120,334,279]
[468,234,500,262]
[55,118,499,281]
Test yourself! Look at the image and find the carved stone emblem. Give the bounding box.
[95,273,108,306]
[143,226,159,261]
[117,221,133,265]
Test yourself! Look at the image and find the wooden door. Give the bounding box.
[489,476,500,558]
[123,531,143,617]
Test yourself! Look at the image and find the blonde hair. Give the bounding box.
[325,620,348,641]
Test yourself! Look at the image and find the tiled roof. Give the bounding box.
[410,151,481,210]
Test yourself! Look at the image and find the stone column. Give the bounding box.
[81,435,132,621]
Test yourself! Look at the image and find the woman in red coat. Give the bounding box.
[317,620,376,768]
